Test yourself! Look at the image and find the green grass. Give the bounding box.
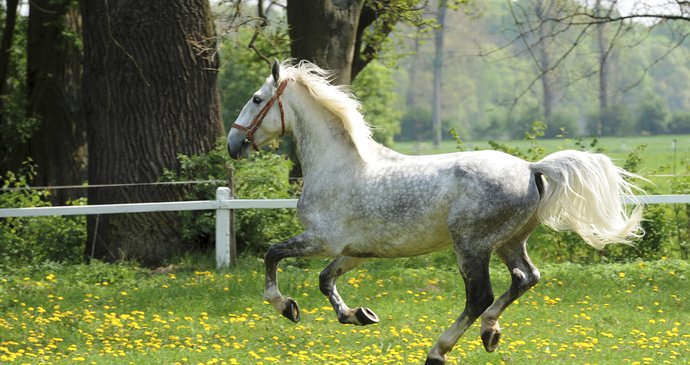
[1,255,688,364]
[394,134,690,194]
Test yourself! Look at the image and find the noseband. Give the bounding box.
[231,79,289,151]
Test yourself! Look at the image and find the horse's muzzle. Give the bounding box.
[227,136,250,160]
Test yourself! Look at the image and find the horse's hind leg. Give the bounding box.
[480,240,540,352]
[264,233,324,323]
[319,256,379,325]
[426,248,493,365]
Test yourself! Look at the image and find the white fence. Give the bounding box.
[1,188,689,268]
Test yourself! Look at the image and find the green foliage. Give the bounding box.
[231,151,302,252]
[351,60,402,146]
[0,13,36,167]
[636,94,669,135]
[162,142,302,254]
[398,106,432,141]
[544,108,578,138]
[586,105,635,137]
[395,0,690,141]
[217,16,290,131]
[486,121,547,161]
[0,162,85,269]
[667,112,690,134]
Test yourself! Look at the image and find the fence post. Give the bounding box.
[227,166,237,264]
[215,187,231,268]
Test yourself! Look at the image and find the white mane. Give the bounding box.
[280,60,374,158]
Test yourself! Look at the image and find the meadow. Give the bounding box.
[2,134,690,365]
[1,254,688,365]
[395,134,690,193]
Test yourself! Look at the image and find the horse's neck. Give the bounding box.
[290,99,372,178]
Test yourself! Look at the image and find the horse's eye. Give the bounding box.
[253,96,263,104]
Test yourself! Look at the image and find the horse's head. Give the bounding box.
[227,60,289,159]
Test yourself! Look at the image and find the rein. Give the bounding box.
[231,79,289,151]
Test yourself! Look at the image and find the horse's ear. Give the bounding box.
[271,59,280,85]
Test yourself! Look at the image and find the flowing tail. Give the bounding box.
[531,150,644,250]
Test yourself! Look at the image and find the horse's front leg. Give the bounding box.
[264,233,324,323]
[319,256,379,325]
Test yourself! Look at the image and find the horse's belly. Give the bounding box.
[340,222,452,258]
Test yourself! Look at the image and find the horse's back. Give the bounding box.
[310,150,541,257]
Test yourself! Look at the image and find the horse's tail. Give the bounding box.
[530,150,644,250]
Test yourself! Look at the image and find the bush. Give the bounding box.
[163,142,302,254]
[397,106,432,141]
[667,112,690,134]
[0,162,85,269]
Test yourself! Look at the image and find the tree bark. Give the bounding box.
[595,0,613,136]
[27,0,85,204]
[0,0,18,100]
[82,0,222,266]
[535,0,555,126]
[287,0,364,85]
[0,0,21,172]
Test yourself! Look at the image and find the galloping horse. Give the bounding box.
[227,60,643,365]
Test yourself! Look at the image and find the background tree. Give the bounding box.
[431,0,447,147]
[82,0,222,266]
[287,0,427,85]
[0,0,29,173]
[394,0,690,141]
[26,0,85,204]
[0,0,18,106]
[287,0,364,85]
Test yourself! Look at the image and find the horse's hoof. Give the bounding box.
[481,328,501,352]
[281,298,300,323]
[424,356,446,365]
[354,307,379,325]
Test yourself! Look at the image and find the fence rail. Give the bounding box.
[1,189,688,268]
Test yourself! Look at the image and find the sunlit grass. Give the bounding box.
[394,134,690,194]
[1,256,688,364]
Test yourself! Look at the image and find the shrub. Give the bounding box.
[667,112,690,134]
[0,162,85,269]
[162,142,302,254]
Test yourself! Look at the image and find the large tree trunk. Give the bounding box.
[82,0,222,266]
[287,0,364,85]
[27,0,85,204]
[0,0,18,100]
[0,0,21,172]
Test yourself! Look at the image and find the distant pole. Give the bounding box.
[673,138,677,175]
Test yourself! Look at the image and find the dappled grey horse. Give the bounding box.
[227,60,643,364]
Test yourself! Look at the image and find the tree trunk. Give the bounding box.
[535,0,555,126]
[82,0,222,266]
[0,0,21,172]
[27,0,85,204]
[595,0,612,136]
[432,0,447,148]
[0,0,18,100]
[287,0,364,85]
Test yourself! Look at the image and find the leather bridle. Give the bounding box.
[231,79,289,151]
